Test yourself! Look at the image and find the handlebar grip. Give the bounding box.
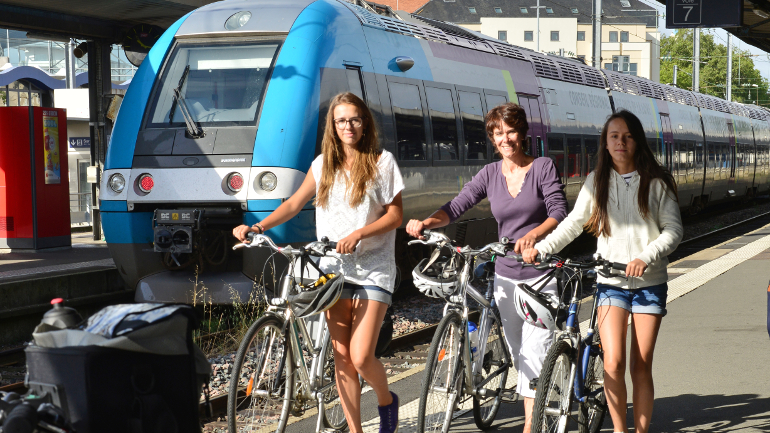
[328,241,338,249]
[512,254,524,262]
[612,262,627,271]
[422,229,433,237]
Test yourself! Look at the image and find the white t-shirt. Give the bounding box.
[310,150,405,293]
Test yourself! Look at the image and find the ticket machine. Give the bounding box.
[0,107,70,249]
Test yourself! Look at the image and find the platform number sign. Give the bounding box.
[666,0,742,29]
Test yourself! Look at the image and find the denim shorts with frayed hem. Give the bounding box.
[596,283,668,316]
[339,282,392,306]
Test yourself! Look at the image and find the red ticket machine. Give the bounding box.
[0,107,71,249]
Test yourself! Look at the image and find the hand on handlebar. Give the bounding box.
[514,232,538,254]
[336,231,362,254]
[406,219,427,240]
[625,258,647,277]
[522,247,540,264]
[233,224,256,243]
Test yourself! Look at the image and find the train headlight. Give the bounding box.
[225,11,252,30]
[108,173,125,193]
[227,172,244,192]
[259,172,277,192]
[138,174,154,193]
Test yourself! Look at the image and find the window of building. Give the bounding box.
[498,31,507,41]
[572,8,579,14]
[524,31,534,41]
[1,80,43,107]
[425,86,459,162]
[551,31,559,41]
[389,81,427,162]
[468,7,477,13]
[609,55,638,76]
[494,7,502,13]
[545,7,554,13]
[609,31,618,42]
[577,31,586,41]
[620,31,629,42]
[520,7,528,13]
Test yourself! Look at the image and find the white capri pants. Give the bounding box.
[493,273,558,398]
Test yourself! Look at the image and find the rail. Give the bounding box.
[70,192,91,213]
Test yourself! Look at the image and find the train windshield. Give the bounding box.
[146,41,279,128]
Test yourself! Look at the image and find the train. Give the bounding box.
[99,0,770,303]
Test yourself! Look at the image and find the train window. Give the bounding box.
[548,135,564,152]
[536,137,544,157]
[567,137,582,178]
[345,67,365,100]
[584,136,598,175]
[147,42,279,127]
[485,94,507,111]
[458,90,487,161]
[547,134,566,182]
[425,86,459,162]
[389,81,427,162]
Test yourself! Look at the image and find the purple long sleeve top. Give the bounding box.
[440,157,568,280]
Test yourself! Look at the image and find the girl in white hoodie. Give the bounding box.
[523,110,683,433]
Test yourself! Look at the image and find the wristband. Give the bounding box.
[253,223,264,234]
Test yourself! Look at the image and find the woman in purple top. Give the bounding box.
[406,103,567,433]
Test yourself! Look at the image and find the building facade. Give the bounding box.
[416,0,661,82]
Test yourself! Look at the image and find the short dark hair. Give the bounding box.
[485,102,529,140]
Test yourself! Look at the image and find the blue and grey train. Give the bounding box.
[100,0,770,303]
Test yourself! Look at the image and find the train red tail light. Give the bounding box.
[227,173,244,192]
[138,174,154,193]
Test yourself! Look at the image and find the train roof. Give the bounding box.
[342,0,765,121]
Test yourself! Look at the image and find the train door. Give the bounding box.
[518,96,545,157]
[584,135,599,176]
[659,114,674,173]
[456,88,488,164]
[484,91,508,161]
[727,122,736,184]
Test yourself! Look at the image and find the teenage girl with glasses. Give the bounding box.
[234,92,404,433]
[523,110,683,433]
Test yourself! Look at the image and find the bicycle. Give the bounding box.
[227,233,350,433]
[523,253,628,433]
[410,230,518,433]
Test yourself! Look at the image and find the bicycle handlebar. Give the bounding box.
[514,253,627,273]
[233,233,347,257]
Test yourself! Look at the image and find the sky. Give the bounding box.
[638,0,770,83]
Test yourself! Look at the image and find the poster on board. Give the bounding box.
[43,110,61,184]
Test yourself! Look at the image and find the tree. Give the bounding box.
[659,29,769,106]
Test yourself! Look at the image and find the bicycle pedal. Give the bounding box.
[500,389,519,404]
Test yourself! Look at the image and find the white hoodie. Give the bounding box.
[534,169,683,289]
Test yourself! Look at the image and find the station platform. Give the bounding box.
[0,231,131,346]
[272,222,770,433]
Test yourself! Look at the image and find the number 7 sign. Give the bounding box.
[673,0,701,26]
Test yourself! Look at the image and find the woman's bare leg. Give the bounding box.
[628,313,663,433]
[349,298,392,406]
[326,299,364,432]
[597,305,630,433]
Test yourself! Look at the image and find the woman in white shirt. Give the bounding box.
[233,92,404,433]
[523,110,683,433]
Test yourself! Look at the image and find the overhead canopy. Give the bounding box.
[0,0,215,42]
[654,0,770,53]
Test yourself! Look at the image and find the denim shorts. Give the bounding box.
[596,283,668,316]
[340,282,392,306]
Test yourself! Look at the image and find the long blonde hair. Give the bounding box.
[315,92,381,209]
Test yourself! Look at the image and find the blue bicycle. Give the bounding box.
[521,254,627,433]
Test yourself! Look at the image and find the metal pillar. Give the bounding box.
[693,29,700,93]
[592,0,602,68]
[536,0,540,51]
[65,40,76,89]
[673,65,678,87]
[87,40,111,241]
[727,33,732,101]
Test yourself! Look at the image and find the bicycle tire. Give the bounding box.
[321,337,348,431]
[472,314,509,430]
[532,339,574,433]
[227,314,294,433]
[578,333,607,433]
[417,310,464,433]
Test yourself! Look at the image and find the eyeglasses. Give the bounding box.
[334,117,363,128]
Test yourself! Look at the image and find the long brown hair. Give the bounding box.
[315,92,381,209]
[585,110,678,237]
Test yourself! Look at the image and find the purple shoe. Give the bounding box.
[378,391,399,433]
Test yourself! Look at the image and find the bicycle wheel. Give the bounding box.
[532,339,574,433]
[321,337,348,431]
[228,314,294,433]
[417,310,463,433]
[472,315,509,430]
[578,335,607,433]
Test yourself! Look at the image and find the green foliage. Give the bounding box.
[660,30,769,106]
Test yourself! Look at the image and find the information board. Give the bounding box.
[666,0,742,29]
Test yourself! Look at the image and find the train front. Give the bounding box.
[99,0,328,303]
